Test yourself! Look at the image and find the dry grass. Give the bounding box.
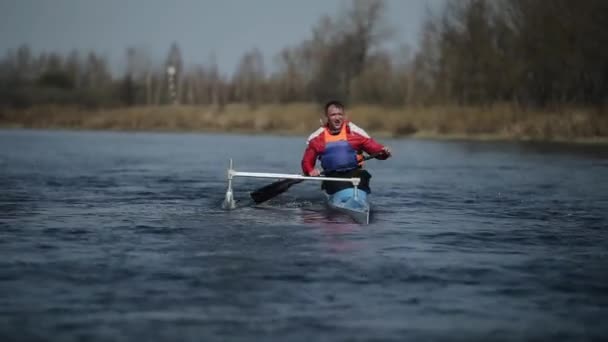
[1,103,607,143]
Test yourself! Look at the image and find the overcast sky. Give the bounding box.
[0,0,445,75]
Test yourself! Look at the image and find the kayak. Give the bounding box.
[326,187,370,224]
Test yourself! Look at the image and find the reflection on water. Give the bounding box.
[1,129,607,341]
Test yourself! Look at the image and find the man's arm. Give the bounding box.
[302,128,324,175]
[349,123,391,159]
[301,144,319,175]
[361,137,390,159]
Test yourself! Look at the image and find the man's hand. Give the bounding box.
[382,146,392,157]
[308,169,321,176]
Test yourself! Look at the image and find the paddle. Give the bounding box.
[250,153,382,204]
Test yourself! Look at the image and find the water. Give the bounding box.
[1,129,607,341]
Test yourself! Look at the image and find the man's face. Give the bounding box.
[326,105,345,131]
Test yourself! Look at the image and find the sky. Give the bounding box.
[0,0,445,75]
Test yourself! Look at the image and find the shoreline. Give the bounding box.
[3,125,608,146]
[1,104,607,145]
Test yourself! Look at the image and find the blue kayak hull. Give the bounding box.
[326,188,370,224]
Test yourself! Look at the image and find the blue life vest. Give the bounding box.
[320,126,358,172]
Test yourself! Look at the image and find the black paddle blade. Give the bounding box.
[250,178,303,204]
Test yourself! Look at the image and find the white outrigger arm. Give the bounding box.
[222,159,362,209]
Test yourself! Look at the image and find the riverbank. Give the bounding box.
[1,104,607,143]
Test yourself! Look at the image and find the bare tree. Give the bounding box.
[309,0,391,102]
[82,52,110,89]
[414,0,608,107]
[233,48,265,109]
[65,50,82,89]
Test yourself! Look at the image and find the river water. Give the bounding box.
[1,129,607,341]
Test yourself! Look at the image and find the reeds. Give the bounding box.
[1,103,606,142]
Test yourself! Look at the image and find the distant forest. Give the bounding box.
[1,0,607,110]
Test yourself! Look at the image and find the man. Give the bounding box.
[301,100,391,194]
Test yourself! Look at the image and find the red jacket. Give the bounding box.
[301,121,388,175]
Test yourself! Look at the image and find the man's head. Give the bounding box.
[324,100,346,133]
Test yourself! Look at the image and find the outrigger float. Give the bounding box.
[222,159,371,224]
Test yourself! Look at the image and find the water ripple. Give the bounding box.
[1,130,607,341]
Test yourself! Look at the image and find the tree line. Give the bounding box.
[1,0,606,111]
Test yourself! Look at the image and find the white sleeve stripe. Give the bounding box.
[348,122,370,138]
[306,127,324,145]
